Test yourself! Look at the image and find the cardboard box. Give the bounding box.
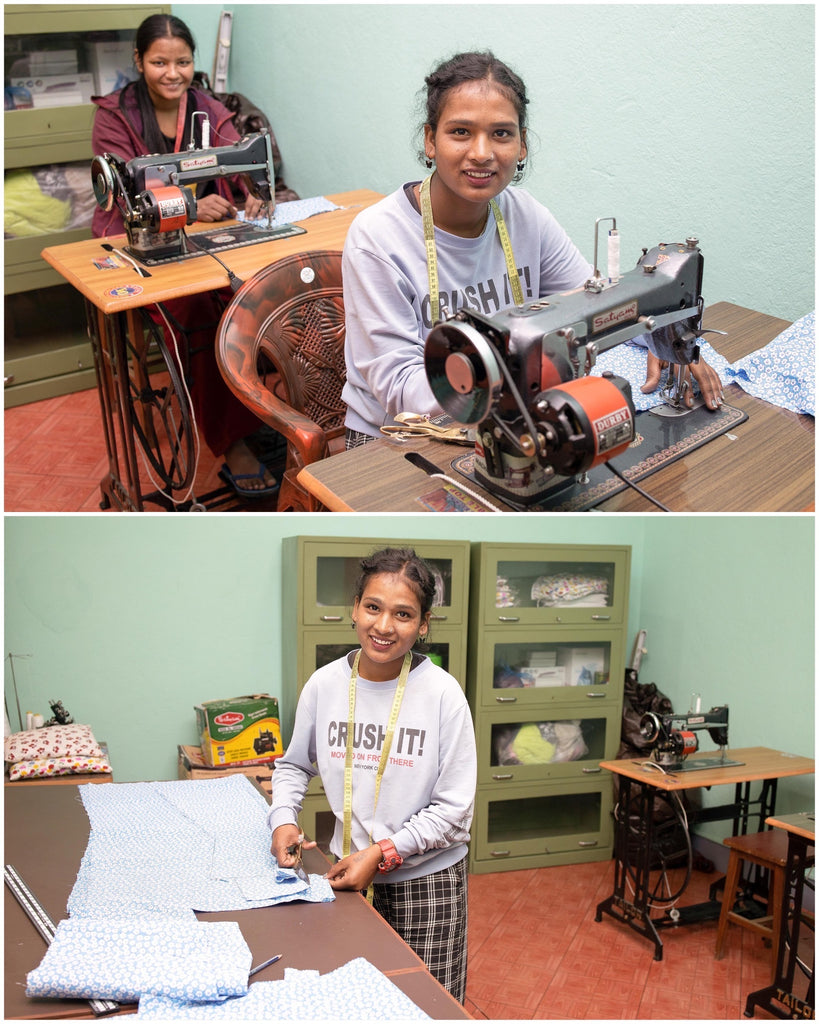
[195,694,282,767]
[11,73,94,107]
[177,745,272,794]
[557,647,608,687]
[84,40,138,96]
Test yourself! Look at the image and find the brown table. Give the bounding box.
[40,189,383,512]
[298,302,814,512]
[595,746,815,960]
[744,811,815,1019]
[4,782,469,1020]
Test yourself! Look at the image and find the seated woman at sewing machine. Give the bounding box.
[341,50,724,447]
[91,13,276,497]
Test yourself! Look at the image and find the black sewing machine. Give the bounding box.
[91,130,302,264]
[425,222,724,505]
[638,704,742,771]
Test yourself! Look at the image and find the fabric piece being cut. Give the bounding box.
[137,956,430,1019]
[26,917,251,1003]
[239,195,340,228]
[69,775,334,918]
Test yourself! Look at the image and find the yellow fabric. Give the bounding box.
[512,723,556,763]
[4,168,71,236]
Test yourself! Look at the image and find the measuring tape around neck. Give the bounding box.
[341,650,412,859]
[420,173,524,324]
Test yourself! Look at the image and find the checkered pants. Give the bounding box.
[371,855,468,1003]
[345,428,378,450]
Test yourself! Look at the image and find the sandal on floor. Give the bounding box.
[219,461,280,499]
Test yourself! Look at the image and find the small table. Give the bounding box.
[744,811,815,1019]
[40,190,383,512]
[595,747,815,960]
[298,302,814,513]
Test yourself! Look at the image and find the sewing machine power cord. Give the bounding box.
[605,461,671,512]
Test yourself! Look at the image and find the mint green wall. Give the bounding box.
[177,3,814,321]
[4,513,814,838]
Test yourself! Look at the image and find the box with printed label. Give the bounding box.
[195,694,283,767]
[557,647,608,687]
[84,40,139,96]
[11,73,94,107]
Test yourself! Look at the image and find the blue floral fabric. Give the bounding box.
[26,917,251,1003]
[593,312,815,416]
[68,775,334,918]
[137,957,430,1019]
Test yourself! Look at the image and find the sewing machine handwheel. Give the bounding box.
[424,320,502,425]
[127,313,196,494]
[91,155,116,212]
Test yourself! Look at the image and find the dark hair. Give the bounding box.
[354,547,437,618]
[122,14,198,154]
[419,51,530,175]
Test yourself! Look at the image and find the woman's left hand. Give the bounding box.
[194,193,238,223]
[324,844,383,891]
[242,195,268,221]
[642,352,724,411]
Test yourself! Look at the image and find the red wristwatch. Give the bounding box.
[376,838,403,873]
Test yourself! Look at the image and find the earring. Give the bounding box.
[425,156,433,169]
[351,620,356,629]
[517,160,525,172]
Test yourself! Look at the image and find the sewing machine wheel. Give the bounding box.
[127,313,196,494]
[424,320,503,425]
[619,789,693,908]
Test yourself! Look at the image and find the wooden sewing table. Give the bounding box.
[297,302,815,512]
[595,747,815,961]
[40,189,383,512]
[4,781,469,1020]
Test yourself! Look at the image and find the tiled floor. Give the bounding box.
[463,858,793,1020]
[4,384,282,512]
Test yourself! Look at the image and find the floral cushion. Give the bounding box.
[8,755,112,781]
[4,724,102,764]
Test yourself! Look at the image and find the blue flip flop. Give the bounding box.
[219,461,280,499]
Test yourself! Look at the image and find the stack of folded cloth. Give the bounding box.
[4,723,111,781]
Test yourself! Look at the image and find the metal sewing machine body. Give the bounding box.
[91,129,276,261]
[424,232,708,505]
[639,704,730,770]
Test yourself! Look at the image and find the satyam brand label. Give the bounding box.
[195,694,282,767]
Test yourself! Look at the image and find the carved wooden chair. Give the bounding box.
[216,250,346,511]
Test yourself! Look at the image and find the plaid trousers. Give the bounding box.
[371,855,468,1003]
[345,428,378,450]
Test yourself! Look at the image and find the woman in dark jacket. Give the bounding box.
[91,13,278,498]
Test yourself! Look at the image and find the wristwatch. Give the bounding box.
[376,838,403,873]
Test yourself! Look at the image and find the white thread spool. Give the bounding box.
[25,711,34,731]
[201,115,210,149]
[33,713,44,728]
[607,229,620,284]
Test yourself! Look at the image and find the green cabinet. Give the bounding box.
[4,4,169,406]
[280,535,471,845]
[467,542,630,873]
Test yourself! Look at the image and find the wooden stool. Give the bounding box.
[714,829,789,965]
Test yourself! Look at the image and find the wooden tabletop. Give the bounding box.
[4,782,468,1021]
[766,811,816,841]
[40,189,383,314]
[298,301,814,513]
[599,746,815,792]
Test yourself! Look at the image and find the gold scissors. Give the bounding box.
[285,832,308,883]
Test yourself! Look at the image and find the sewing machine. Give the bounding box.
[91,130,277,263]
[424,222,720,505]
[639,704,738,771]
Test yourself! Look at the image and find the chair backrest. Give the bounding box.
[216,250,346,462]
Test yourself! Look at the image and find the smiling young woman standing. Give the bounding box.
[269,548,477,1003]
[341,50,723,447]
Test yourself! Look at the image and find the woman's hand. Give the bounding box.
[642,352,724,411]
[270,824,316,866]
[194,193,238,223]
[242,195,268,222]
[324,844,383,891]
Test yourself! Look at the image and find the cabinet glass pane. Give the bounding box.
[493,640,611,689]
[495,559,616,611]
[314,641,453,675]
[488,791,602,844]
[316,555,455,610]
[491,715,608,766]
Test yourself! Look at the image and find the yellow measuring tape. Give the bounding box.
[420,173,524,324]
[342,650,412,901]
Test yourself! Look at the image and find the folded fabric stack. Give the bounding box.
[4,723,110,781]
[530,573,609,608]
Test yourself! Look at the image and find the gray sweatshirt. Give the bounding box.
[268,651,477,882]
[341,182,594,436]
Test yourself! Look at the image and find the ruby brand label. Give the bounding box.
[592,300,638,334]
[214,711,244,726]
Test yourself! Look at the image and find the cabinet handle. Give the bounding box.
[578,840,599,848]
[495,696,518,703]
[320,615,343,622]
[585,692,606,698]
[430,614,448,621]
[497,616,520,623]
[581,766,602,774]
[490,850,511,858]
[591,615,611,621]
[491,773,514,781]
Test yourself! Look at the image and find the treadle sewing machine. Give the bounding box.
[424,219,724,505]
[90,129,301,264]
[639,703,742,771]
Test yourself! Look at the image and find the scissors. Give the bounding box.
[285,832,308,883]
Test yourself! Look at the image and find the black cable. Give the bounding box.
[605,460,671,512]
[183,235,244,291]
